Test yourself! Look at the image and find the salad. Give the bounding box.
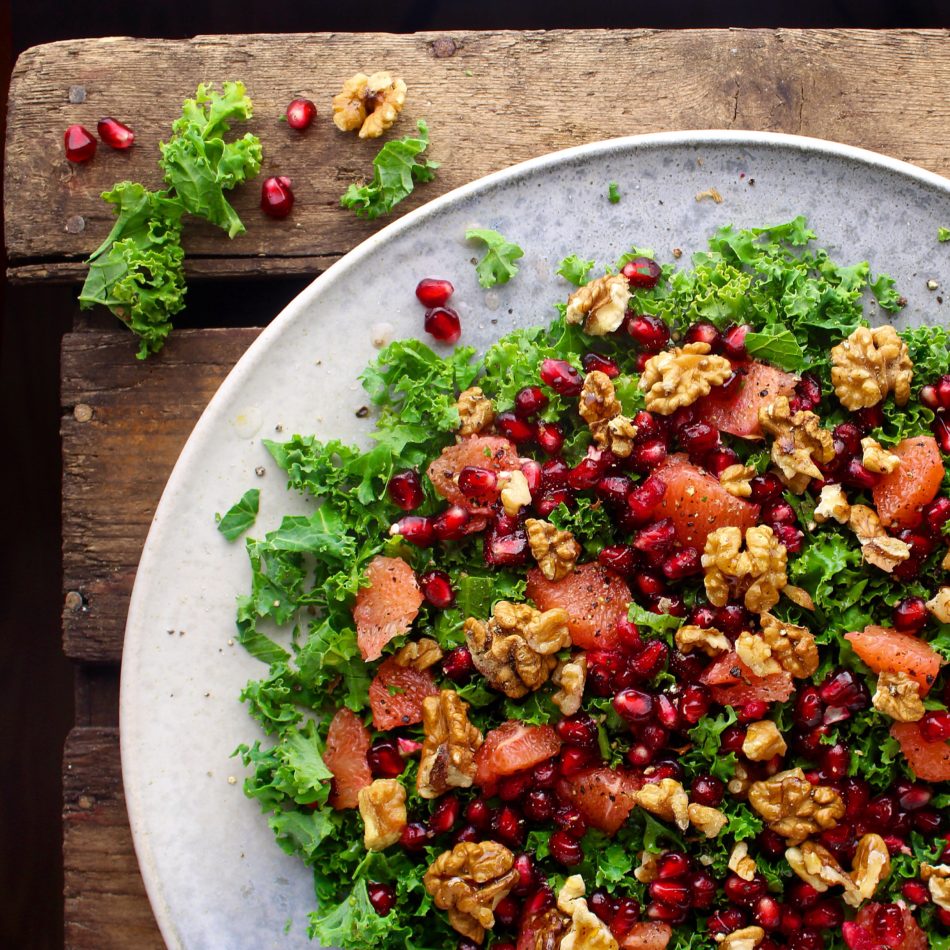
[234,218,950,950]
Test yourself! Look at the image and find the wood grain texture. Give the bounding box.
[7,29,950,283]
[62,327,261,662]
[63,727,162,948]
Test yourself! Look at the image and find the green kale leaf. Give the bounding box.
[466,228,525,288]
[940,227,950,242]
[216,488,260,540]
[743,325,806,371]
[557,254,596,287]
[608,182,621,204]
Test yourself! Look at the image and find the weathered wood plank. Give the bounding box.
[63,727,162,949]
[62,327,262,663]
[8,29,950,283]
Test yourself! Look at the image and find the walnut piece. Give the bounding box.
[418,690,483,799]
[785,841,856,895]
[688,803,728,838]
[634,851,661,883]
[728,762,752,799]
[719,464,756,498]
[522,909,570,950]
[565,273,630,336]
[741,720,788,761]
[498,470,532,516]
[636,778,690,831]
[813,483,851,525]
[759,612,818,678]
[675,624,731,658]
[748,768,845,844]
[830,325,913,410]
[424,841,519,942]
[457,387,494,436]
[639,342,733,415]
[785,834,890,908]
[716,926,765,950]
[552,654,587,716]
[332,71,407,138]
[783,584,816,611]
[728,842,757,882]
[758,397,834,494]
[872,670,925,722]
[525,518,582,581]
[943,550,950,572]
[849,504,911,573]
[861,437,901,474]
[926,587,950,623]
[358,778,407,851]
[395,637,444,671]
[849,834,892,907]
[578,371,638,457]
[557,875,620,950]
[464,601,571,698]
[702,526,788,614]
[736,631,782,678]
[921,864,950,911]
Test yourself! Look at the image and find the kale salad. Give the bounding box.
[232,218,950,950]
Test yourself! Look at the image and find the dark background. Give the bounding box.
[3,2,949,948]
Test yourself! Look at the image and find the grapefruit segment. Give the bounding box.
[556,767,643,835]
[621,923,674,950]
[872,436,944,529]
[695,361,798,438]
[369,657,439,730]
[474,721,561,788]
[324,708,372,809]
[427,436,521,514]
[845,625,943,695]
[700,650,795,706]
[353,555,424,662]
[892,721,950,782]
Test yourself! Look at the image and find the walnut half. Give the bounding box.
[578,371,638,457]
[831,325,913,411]
[702,525,788,614]
[639,342,733,415]
[457,387,494,436]
[758,397,834,494]
[741,720,788,761]
[358,778,407,851]
[332,71,407,138]
[748,768,845,845]
[785,834,890,908]
[525,518,582,581]
[759,612,818,678]
[872,670,925,722]
[557,875,619,950]
[418,690,483,799]
[565,273,630,336]
[849,504,911,573]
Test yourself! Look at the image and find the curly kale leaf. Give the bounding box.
[466,227,525,288]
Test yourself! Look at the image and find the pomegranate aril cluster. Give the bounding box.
[413,277,461,343]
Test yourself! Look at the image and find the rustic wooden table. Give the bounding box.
[5,27,950,948]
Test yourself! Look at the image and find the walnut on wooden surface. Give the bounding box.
[758,397,834,494]
[735,631,782,678]
[728,841,757,882]
[457,387,494,436]
[498,470,532,516]
[921,864,950,911]
[688,803,728,838]
[848,834,892,907]
[639,342,733,415]
[675,624,731,658]
[357,778,407,851]
[813,483,851,525]
[849,504,911,573]
[742,720,788,761]
[715,926,766,950]
[423,841,519,942]
[578,371,638,457]
[748,768,845,845]
[565,273,630,336]
[702,526,788,614]
[636,778,690,831]
[861,437,901,474]
[719,463,756,498]
[394,637,444,670]
[464,601,571,698]
[557,875,619,950]
[551,654,587,716]
[872,671,925,722]
[830,325,913,411]
[418,690,483,799]
[525,518,582,581]
[332,71,407,138]
[926,586,950,623]
[759,612,818,678]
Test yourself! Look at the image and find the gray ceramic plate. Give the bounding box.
[121,131,950,949]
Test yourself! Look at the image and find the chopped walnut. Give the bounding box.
[728,841,757,882]
[639,342,734,415]
[861,437,901,474]
[578,371,638,457]
[636,778,690,831]
[926,586,950,623]
[557,875,619,950]
[849,504,911,573]
[522,909,570,950]
[921,864,950,911]
[464,601,571,698]
[424,841,519,942]
[600,415,640,458]
[565,273,630,336]
[783,585,816,611]
[735,631,782,678]
[525,518,582,581]
[814,483,851,525]
[748,768,845,844]
[358,778,407,851]
[418,690,483,799]
[872,670,925,722]
[728,762,752,799]
[675,624,731,658]
[457,387,494,436]
[848,834,892,907]
[395,637,444,671]
[551,654,587,716]
[702,526,788,614]
[719,464,756,498]
[759,613,818,678]
[830,325,913,410]
[634,851,661,883]
[786,835,890,908]
[688,803,728,838]
[715,926,765,950]
[785,841,856,895]
[742,720,788,761]
[498,470,532,516]
[332,71,407,138]
[758,397,834,494]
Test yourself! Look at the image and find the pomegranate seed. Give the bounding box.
[458,939,481,950]
[737,700,770,723]
[457,466,498,502]
[684,321,722,349]
[627,476,667,524]
[921,383,941,409]
[865,794,897,830]
[833,421,863,456]
[628,639,668,679]
[923,496,950,536]
[367,881,396,915]
[715,604,749,636]
[758,828,786,857]
[391,515,435,546]
[514,386,548,419]
[749,473,784,503]
[598,544,638,576]
[522,885,555,918]
[622,257,662,289]
[842,457,881,490]
[414,277,455,308]
[722,324,751,360]
[661,547,701,580]
[796,373,823,409]
[779,906,803,935]
[397,737,422,758]
[804,901,843,929]
[492,896,519,928]
[627,743,655,767]
[582,352,620,377]
[793,686,823,728]
[96,116,134,149]
[632,410,666,442]
[680,422,719,459]
[840,778,869,823]
[724,873,766,906]
[920,710,950,741]
[632,570,666,600]
[534,488,572,517]
[762,499,797,526]
[820,670,869,710]
[896,781,931,811]
[609,897,641,940]
[632,518,676,562]
[689,605,717,628]
[498,771,531,802]
[464,797,491,829]
[521,459,542,494]
[646,901,687,924]
[893,596,928,633]
[260,176,295,218]
[558,745,599,776]
[589,891,614,923]
[874,904,906,946]
[549,830,583,866]
[419,570,455,609]
[626,313,670,351]
[678,684,712,725]
[669,650,703,684]
[614,617,642,654]
[690,774,725,807]
[522,788,556,822]
[914,808,943,834]
[823,743,850,779]
[283,97,318,130]
[939,907,950,927]
[586,650,623,696]
[854,404,885,431]
[902,880,930,904]
[64,124,97,162]
[934,417,950,453]
[629,438,668,473]
[654,692,680,728]
[656,852,690,879]
[535,422,565,456]
[754,896,782,930]
[540,359,583,396]
[613,688,654,723]
[512,853,536,894]
[708,909,746,935]
[596,475,634,507]
[400,821,430,852]
[432,505,471,540]
[492,806,524,848]
[568,451,611,490]
[720,725,747,753]
[555,713,599,747]
[484,527,529,566]
[648,880,690,909]
[442,646,474,682]
[689,870,718,909]
[554,804,587,839]
[495,411,534,444]
[424,306,462,344]
[842,922,875,950]
[707,447,741,476]
[533,759,558,788]
[646,758,683,781]
[429,795,460,834]
[368,739,405,779]
[387,469,424,510]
